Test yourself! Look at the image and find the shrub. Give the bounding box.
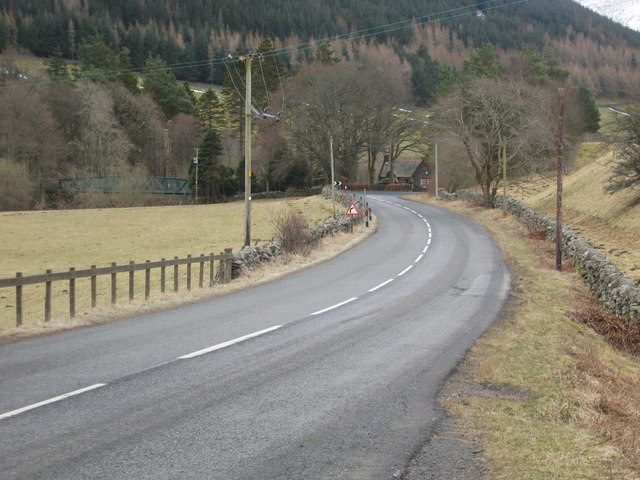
[272,208,311,254]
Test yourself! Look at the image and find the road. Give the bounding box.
[0,193,510,479]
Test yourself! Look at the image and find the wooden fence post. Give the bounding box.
[209,253,214,287]
[145,260,151,300]
[16,272,23,327]
[174,256,179,292]
[161,258,166,294]
[91,265,97,309]
[111,262,117,304]
[129,261,135,301]
[199,254,205,288]
[69,267,76,318]
[187,255,192,291]
[45,269,52,323]
[224,248,233,283]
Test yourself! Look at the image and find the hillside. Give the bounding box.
[511,144,640,282]
[1,0,640,96]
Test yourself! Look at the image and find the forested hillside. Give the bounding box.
[1,0,640,95]
[0,0,635,212]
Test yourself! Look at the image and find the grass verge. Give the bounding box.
[413,195,640,479]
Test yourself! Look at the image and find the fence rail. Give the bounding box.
[1,249,234,328]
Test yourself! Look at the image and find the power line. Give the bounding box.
[1,0,532,90]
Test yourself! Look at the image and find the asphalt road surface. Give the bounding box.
[0,193,510,479]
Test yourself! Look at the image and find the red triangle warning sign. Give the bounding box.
[346,202,359,215]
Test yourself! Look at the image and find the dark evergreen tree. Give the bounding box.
[190,128,238,202]
[196,89,225,131]
[77,37,138,92]
[316,42,340,65]
[45,47,71,82]
[577,85,600,134]
[143,55,194,119]
[407,45,440,106]
[0,17,8,53]
[462,44,503,79]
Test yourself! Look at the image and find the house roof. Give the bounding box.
[379,160,427,178]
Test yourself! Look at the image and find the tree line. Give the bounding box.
[1,0,639,94]
[1,28,610,212]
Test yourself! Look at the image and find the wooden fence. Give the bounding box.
[0,249,234,328]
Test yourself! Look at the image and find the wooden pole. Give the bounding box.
[129,261,135,301]
[244,55,253,247]
[91,265,97,308]
[145,260,151,300]
[45,270,52,322]
[502,141,507,215]
[330,133,336,218]
[69,267,76,318]
[161,259,166,293]
[111,262,117,304]
[556,88,565,271]
[16,272,23,327]
[434,143,439,199]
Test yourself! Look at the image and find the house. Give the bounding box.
[378,159,431,191]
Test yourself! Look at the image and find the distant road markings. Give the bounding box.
[178,325,283,359]
[369,279,394,292]
[311,297,358,316]
[0,384,106,421]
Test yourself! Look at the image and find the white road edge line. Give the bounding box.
[178,325,283,359]
[0,384,107,421]
[415,254,424,263]
[423,245,429,253]
[369,279,393,292]
[311,297,358,316]
[398,265,413,276]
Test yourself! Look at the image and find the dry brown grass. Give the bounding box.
[569,288,640,356]
[411,194,640,479]
[0,213,377,343]
[569,348,640,473]
[509,149,640,282]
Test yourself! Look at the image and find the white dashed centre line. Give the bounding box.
[0,384,107,421]
[178,325,283,359]
[369,279,394,292]
[311,297,358,316]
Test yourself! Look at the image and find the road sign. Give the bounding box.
[346,202,359,215]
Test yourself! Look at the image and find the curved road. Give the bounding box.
[0,193,510,479]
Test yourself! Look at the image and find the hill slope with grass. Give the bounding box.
[511,143,640,283]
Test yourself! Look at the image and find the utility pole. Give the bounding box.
[330,133,336,218]
[502,141,507,215]
[434,143,439,199]
[244,55,252,247]
[556,88,564,271]
[193,147,199,205]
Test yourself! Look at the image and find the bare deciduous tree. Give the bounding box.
[434,78,555,207]
[75,81,133,177]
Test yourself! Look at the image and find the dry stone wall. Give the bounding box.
[439,189,640,321]
[231,190,364,278]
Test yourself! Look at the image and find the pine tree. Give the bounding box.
[143,55,194,119]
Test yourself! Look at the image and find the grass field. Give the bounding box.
[0,196,342,333]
